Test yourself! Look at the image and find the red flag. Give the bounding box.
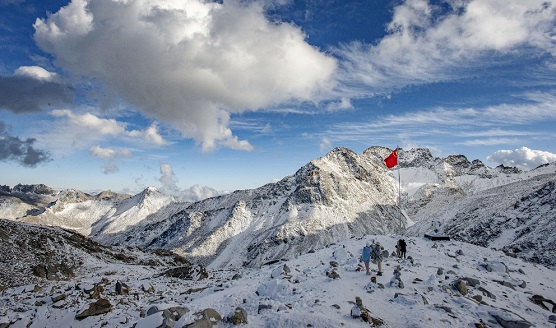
[384,149,398,169]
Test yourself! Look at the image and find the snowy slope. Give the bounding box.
[94,147,408,269]
[2,220,556,328]
[1,147,555,272]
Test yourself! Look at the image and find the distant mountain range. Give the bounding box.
[1,146,555,269]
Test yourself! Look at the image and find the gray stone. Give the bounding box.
[75,298,112,320]
[228,307,248,325]
[200,308,221,323]
[462,277,480,287]
[258,304,272,314]
[454,280,468,296]
[491,314,531,328]
[185,318,212,328]
[478,286,496,300]
[283,264,291,274]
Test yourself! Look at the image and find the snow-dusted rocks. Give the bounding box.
[1,232,556,327]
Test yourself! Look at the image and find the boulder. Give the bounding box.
[227,307,248,325]
[75,298,112,320]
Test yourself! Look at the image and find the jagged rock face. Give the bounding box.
[1,146,554,272]
[105,147,404,269]
[443,180,556,268]
[0,219,187,289]
[399,148,437,168]
[12,184,56,195]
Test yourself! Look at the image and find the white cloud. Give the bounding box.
[326,97,353,112]
[487,146,556,170]
[158,163,179,195]
[128,123,169,146]
[157,163,222,201]
[50,109,170,147]
[334,0,556,93]
[89,145,131,159]
[14,66,59,82]
[319,136,332,152]
[34,0,337,152]
[52,109,126,136]
[320,91,556,148]
[89,145,132,174]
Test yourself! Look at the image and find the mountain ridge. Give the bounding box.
[1,146,555,270]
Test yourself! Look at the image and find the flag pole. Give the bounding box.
[396,146,402,229]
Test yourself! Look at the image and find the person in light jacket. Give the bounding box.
[362,242,372,275]
[371,240,384,276]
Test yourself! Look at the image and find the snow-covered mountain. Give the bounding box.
[1,146,555,271]
[90,147,410,269]
[2,221,556,328]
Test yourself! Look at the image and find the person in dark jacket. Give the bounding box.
[399,239,407,259]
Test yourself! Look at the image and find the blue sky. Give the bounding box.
[1,0,556,198]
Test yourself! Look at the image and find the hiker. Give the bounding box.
[395,239,401,258]
[399,239,407,259]
[362,242,372,275]
[371,240,384,276]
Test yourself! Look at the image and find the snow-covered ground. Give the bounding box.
[2,234,555,328]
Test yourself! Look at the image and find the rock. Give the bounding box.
[185,318,213,328]
[326,269,340,279]
[283,264,291,274]
[258,304,272,314]
[462,277,480,287]
[163,265,208,280]
[198,308,221,325]
[51,293,67,303]
[115,280,130,295]
[478,286,496,300]
[472,295,483,303]
[91,284,104,299]
[548,315,556,323]
[75,298,112,320]
[494,280,516,290]
[456,249,464,256]
[166,306,190,320]
[437,267,444,275]
[355,296,363,307]
[454,280,468,296]
[530,295,556,313]
[350,305,361,318]
[434,304,452,314]
[491,313,531,328]
[227,307,248,325]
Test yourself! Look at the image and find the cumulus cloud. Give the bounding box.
[90,145,131,160]
[158,163,180,196]
[0,122,51,167]
[33,0,337,152]
[335,0,556,93]
[89,145,131,174]
[0,66,73,113]
[52,109,169,145]
[487,146,556,170]
[157,163,222,201]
